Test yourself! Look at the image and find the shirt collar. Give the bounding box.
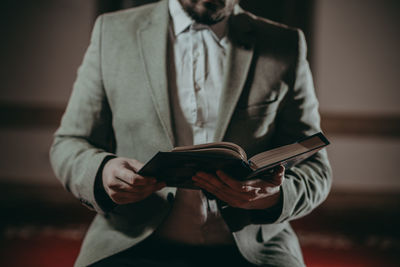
[169,0,229,41]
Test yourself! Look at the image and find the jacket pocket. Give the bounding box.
[235,100,280,119]
[235,82,287,119]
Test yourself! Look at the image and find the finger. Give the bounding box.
[128,182,166,201]
[125,184,164,198]
[139,182,166,194]
[193,181,247,208]
[193,180,238,203]
[247,165,285,185]
[109,178,135,192]
[217,171,277,197]
[240,177,282,195]
[216,170,253,192]
[193,173,251,202]
[117,158,153,184]
[108,182,166,204]
[114,167,135,184]
[125,158,144,172]
[130,175,158,186]
[109,182,160,193]
[194,172,231,193]
[270,174,284,187]
[115,168,156,186]
[269,165,285,186]
[107,189,142,204]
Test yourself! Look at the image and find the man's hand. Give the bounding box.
[102,157,166,204]
[192,165,284,210]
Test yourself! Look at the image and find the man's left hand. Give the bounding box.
[192,165,284,210]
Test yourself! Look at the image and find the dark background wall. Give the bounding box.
[97,0,315,45]
[0,0,399,192]
[0,0,318,187]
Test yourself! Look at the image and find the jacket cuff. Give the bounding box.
[249,189,283,224]
[272,175,300,223]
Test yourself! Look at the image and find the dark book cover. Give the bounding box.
[138,132,330,189]
[138,152,252,189]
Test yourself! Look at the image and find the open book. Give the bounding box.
[138,132,330,189]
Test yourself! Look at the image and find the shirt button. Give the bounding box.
[196,121,204,127]
[194,83,201,91]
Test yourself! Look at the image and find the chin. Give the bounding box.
[181,0,231,25]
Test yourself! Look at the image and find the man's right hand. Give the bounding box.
[102,157,166,204]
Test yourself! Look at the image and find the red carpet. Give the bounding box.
[1,188,399,266]
[0,237,80,267]
[1,228,399,267]
[302,246,399,267]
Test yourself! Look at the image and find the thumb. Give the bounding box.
[123,158,144,172]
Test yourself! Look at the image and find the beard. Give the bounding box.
[179,0,237,25]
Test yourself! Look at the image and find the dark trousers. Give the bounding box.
[89,238,256,267]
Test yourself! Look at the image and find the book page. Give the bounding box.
[172,142,247,161]
[249,134,327,168]
[172,148,241,159]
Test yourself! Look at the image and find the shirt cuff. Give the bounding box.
[94,155,118,212]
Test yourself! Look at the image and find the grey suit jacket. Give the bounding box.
[50,1,331,266]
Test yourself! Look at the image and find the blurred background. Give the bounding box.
[0,0,399,266]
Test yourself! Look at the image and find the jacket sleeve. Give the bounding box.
[221,29,332,228]
[265,29,332,223]
[49,15,116,214]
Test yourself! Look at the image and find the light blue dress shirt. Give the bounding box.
[168,0,229,147]
[154,0,234,245]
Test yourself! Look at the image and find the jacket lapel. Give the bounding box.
[137,0,174,148]
[214,11,255,142]
[137,2,255,145]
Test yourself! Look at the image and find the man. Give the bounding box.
[50,0,331,266]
